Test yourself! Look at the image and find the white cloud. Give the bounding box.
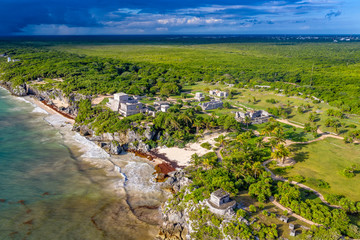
[115,8,142,14]
[156,27,168,31]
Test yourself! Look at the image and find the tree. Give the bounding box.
[255,137,265,149]
[216,135,227,148]
[271,127,286,144]
[244,116,251,128]
[308,112,317,122]
[202,157,218,170]
[271,144,291,164]
[193,119,204,133]
[178,113,193,126]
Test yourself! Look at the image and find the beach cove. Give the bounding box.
[0,87,169,240]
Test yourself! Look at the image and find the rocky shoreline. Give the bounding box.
[0,81,176,169]
[1,80,187,239]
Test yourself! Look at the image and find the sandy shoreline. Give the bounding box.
[0,88,168,239]
[6,89,216,171]
[32,93,225,169]
[152,131,223,167]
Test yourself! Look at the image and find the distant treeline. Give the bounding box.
[1,41,360,113]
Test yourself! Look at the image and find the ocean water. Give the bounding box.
[0,88,166,240]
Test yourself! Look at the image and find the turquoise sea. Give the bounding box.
[0,88,164,240]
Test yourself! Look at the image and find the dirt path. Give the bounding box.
[92,95,112,105]
[275,118,347,146]
[276,119,305,129]
[262,159,341,209]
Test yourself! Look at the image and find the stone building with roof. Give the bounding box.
[195,92,205,101]
[199,100,223,111]
[235,110,271,125]
[209,90,229,98]
[106,92,143,117]
[206,189,236,215]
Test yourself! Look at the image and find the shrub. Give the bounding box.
[305,178,330,189]
[340,168,355,178]
[200,142,212,150]
[249,205,257,213]
[236,209,247,218]
[324,194,344,205]
[289,175,305,183]
[266,98,278,104]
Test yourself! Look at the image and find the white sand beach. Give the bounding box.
[155,131,224,167]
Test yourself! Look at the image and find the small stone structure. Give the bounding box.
[154,101,170,112]
[195,92,205,101]
[7,57,20,62]
[289,223,295,230]
[206,189,236,215]
[106,92,143,117]
[279,215,289,223]
[254,85,271,89]
[161,104,170,112]
[209,90,228,98]
[290,230,296,237]
[200,100,223,111]
[235,110,271,125]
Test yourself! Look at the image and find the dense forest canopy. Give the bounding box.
[1,36,360,113]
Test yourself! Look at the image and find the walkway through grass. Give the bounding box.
[274,138,360,201]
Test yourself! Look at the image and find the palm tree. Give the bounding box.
[251,162,263,178]
[190,153,201,166]
[192,119,204,133]
[255,137,265,149]
[269,138,278,152]
[178,113,193,126]
[271,144,291,165]
[272,127,286,144]
[202,158,217,170]
[216,134,227,148]
[236,134,247,146]
[209,120,217,129]
[210,112,217,121]
[165,115,180,130]
[203,118,211,130]
[244,116,252,128]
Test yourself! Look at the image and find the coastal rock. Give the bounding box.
[173,183,181,193]
[144,126,156,140]
[138,141,150,152]
[79,125,93,136]
[12,85,27,96]
[168,210,183,224]
[165,177,176,185]
[110,141,123,155]
[156,223,185,240]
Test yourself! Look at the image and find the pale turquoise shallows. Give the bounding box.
[0,88,161,240]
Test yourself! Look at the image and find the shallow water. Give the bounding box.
[0,88,166,240]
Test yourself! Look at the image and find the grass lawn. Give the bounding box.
[250,122,316,142]
[184,84,360,135]
[273,138,360,201]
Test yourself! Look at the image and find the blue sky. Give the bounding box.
[0,0,359,35]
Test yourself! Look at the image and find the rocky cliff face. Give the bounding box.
[26,84,88,116]
[72,124,157,154]
[0,81,87,116]
[156,171,192,240]
[1,81,156,154]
